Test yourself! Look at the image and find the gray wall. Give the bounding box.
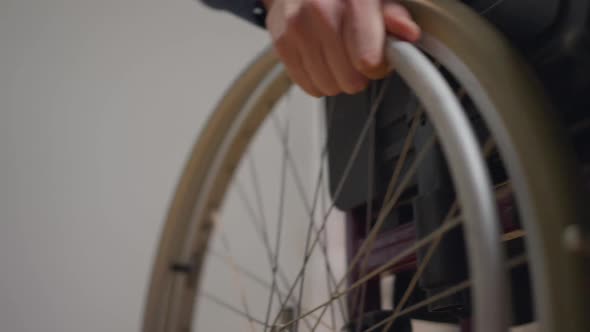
[0,1,269,331]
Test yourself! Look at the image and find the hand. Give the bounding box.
[264,0,420,97]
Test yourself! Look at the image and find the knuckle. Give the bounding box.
[355,52,382,73]
[274,36,291,53]
[286,14,305,37]
[321,85,341,96]
[343,79,368,94]
[272,41,291,62]
[304,0,340,28]
[292,75,323,97]
[285,12,299,27]
[303,0,325,12]
[304,86,323,97]
[311,91,323,98]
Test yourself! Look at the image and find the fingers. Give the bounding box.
[269,0,368,96]
[266,0,420,97]
[383,2,421,42]
[344,0,389,79]
[321,44,368,94]
[273,41,322,97]
[307,1,368,94]
[267,0,323,97]
[293,30,341,96]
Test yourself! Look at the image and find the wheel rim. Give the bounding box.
[404,1,590,331]
[142,1,589,331]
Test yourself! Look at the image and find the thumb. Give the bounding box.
[383,2,421,42]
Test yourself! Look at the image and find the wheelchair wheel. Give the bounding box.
[142,0,589,331]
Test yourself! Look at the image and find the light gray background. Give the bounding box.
[0,1,268,330]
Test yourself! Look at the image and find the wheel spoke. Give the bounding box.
[201,291,271,328]
[235,178,273,261]
[367,80,463,332]
[210,250,276,292]
[263,112,292,332]
[363,77,464,332]
[479,0,509,15]
[345,135,436,282]
[248,154,271,247]
[271,79,392,329]
[293,136,328,332]
[361,254,528,332]
[319,151,341,332]
[219,230,258,332]
[371,76,469,332]
[235,180,296,301]
[271,109,349,324]
[379,185,461,331]
[383,107,424,203]
[270,150,326,329]
[234,178,316,330]
[211,250,333,330]
[353,83,378,332]
[503,229,525,242]
[353,101,425,331]
[269,101,330,328]
[306,134,437,331]
[277,215,463,331]
[200,51,530,332]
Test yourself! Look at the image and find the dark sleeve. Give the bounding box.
[200,0,267,28]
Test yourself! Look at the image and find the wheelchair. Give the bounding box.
[142,1,590,331]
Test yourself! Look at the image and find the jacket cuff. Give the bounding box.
[201,0,267,28]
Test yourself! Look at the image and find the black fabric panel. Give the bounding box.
[200,0,267,28]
